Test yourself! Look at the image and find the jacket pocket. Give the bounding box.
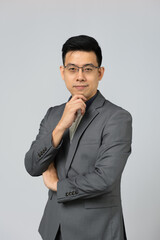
[84,196,120,209]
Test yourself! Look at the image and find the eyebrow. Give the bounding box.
[65,63,95,67]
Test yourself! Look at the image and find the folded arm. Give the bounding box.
[56,109,132,203]
[24,95,87,177]
[24,107,63,176]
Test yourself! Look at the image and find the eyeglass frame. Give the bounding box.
[63,63,100,73]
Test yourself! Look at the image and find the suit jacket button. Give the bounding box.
[69,192,72,195]
[66,192,69,196]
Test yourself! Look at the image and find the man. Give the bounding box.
[25,35,132,240]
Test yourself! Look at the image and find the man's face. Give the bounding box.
[60,51,104,100]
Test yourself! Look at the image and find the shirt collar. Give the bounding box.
[85,90,98,110]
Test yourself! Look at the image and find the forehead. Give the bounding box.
[65,51,98,65]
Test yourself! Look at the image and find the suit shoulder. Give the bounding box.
[102,99,132,121]
[50,102,66,112]
[41,103,66,123]
[46,103,66,115]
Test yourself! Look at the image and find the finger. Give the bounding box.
[70,98,86,108]
[77,101,86,109]
[69,95,87,102]
[66,99,86,112]
[48,163,53,169]
[74,106,86,116]
[71,104,86,115]
[70,95,87,101]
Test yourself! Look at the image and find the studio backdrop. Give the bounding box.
[0,1,160,239]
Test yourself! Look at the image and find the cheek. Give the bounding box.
[65,83,72,91]
[88,78,99,88]
[64,78,76,93]
[64,76,72,87]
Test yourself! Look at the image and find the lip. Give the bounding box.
[74,85,88,90]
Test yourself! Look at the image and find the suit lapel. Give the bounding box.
[65,91,106,176]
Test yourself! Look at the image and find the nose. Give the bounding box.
[76,68,85,82]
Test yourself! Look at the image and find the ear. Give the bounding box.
[98,67,105,81]
[60,66,65,80]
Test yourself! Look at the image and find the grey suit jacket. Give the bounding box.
[25,90,132,240]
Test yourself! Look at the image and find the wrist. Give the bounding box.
[56,121,67,132]
[52,124,65,148]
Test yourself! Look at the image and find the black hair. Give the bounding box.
[62,35,102,67]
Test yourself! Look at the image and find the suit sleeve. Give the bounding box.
[24,107,63,176]
[57,109,132,203]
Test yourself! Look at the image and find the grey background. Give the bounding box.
[0,0,160,239]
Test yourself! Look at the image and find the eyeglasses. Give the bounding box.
[64,64,100,74]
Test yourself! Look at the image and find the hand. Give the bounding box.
[58,95,87,130]
[42,162,58,191]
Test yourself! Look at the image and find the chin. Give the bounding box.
[73,90,86,96]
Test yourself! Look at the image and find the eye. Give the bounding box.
[68,67,77,72]
[84,67,93,72]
